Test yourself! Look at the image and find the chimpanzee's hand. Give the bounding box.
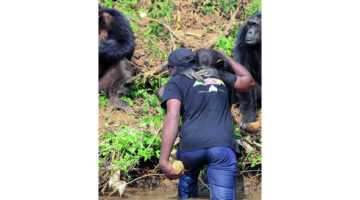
[198,67,237,88]
[197,67,221,79]
[180,68,205,82]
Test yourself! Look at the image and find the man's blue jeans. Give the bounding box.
[177,147,238,200]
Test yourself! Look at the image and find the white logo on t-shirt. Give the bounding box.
[208,85,218,92]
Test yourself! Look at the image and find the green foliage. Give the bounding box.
[148,0,173,23]
[215,24,239,56]
[101,0,117,8]
[196,0,237,16]
[200,0,216,15]
[215,35,234,56]
[246,0,262,17]
[217,0,237,14]
[146,0,174,37]
[126,76,168,116]
[233,126,242,137]
[121,95,134,107]
[99,91,109,107]
[133,0,174,61]
[251,155,261,168]
[98,76,167,176]
[145,39,170,61]
[129,76,169,96]
[141,91,162,114]
[99,126,162,175]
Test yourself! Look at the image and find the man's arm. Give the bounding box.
[216,50,255,92]
[159,99,184,179]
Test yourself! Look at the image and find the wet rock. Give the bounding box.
[109,170,127,197]
[143,61,149,66]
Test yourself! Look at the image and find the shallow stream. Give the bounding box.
[99,187,261,200]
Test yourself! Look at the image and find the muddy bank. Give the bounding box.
[100,186,261,200]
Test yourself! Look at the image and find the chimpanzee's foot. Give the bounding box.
[120,104,133,114]
[240,111,258,131]
[240,122,249,131]
[245,121,261,132]
[109,97,133,114]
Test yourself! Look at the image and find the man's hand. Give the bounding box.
[160,160,184,180]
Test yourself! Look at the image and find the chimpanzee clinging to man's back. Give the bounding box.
[99,5,135,113]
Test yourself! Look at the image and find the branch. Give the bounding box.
[126,173,164,185]
[144,17,187,44]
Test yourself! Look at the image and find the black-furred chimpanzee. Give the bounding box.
[234,12,261,129]
[99,5,135,113]
[195,48,232,74]
[194,48,239,105]
[156,48,233,101]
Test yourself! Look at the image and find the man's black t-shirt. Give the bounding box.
[161,75,240,154]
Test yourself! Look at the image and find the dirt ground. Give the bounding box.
[99,0,257,134]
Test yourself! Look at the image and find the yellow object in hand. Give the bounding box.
[172,160,184,172]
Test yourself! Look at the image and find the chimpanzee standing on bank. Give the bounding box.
[234,12,261,129]
[99,5,135,113]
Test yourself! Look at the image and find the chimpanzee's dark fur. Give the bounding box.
[233,12,261,129]
[99,6,135,111]
[195,48,236,103]
[156,48,232,101]
[195,48,232,73]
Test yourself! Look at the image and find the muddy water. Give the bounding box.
[99,187,261,200]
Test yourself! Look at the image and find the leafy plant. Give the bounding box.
[146,0,174,37]
[99,91,109,107]
[99,126,162,175]
[217,0,237,14]
[233,126,242,137]
[121,95,134,107]
[200,0,216,15]
[251,155,261,168]
[215,24,239,56]
[215,35,234,56]
[245,0,262,17]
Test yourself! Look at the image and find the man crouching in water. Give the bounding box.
[159,48,255,199]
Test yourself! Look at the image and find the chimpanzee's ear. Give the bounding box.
[216,59,224,69]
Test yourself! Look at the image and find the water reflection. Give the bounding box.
[99,187,261,200]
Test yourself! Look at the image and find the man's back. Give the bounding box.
[161,75,239,154]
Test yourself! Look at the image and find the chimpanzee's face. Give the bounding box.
[245,16,261,46]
